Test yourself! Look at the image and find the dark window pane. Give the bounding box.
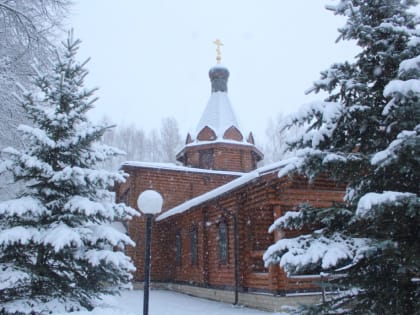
[218,222,228,263]
[175,232,181,266]
[190,228,198,265]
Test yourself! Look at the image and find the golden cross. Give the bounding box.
[213,39,223,63]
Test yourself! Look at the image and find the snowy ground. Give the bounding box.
[56,289,289,315]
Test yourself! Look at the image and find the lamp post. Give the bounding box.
[137,190,163,315]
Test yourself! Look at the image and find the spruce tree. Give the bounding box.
[264,1,419,314]
[0,32,138,314]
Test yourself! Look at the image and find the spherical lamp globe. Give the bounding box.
[137,190,163,215]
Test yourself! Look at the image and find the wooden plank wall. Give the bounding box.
[117,165,239,281]
[125,169,344,293]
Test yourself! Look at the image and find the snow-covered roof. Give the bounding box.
[156,158,297,221]
[194,91,241,139]
[122,161,244,176]
[183,138,256,148]
[186,64,251,144]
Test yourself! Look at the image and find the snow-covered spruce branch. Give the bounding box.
[263,231,372,274]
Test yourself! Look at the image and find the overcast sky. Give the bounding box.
[69,1,361,142]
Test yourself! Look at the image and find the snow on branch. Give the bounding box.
[286,100,343,148]
[89,142,126,162]
[17,124,55,147]
[268,210,302,233]
[322,152,358,164]
[0,226,39,246]
[384,79,420,98]
[42,223,83,252]
[84,249,136,272]
[277,156,304,178]
[325,1,352,17]
[50,166,125,188]
[378,22,415,35]
[356,191,416,218]
[89,224,135,248]
[263,231,371,273]
[289,101,343,127]
[0,196,50,217]
[371,129,417,165]
[2,147,54,177]
[0,265,30,291]
[112,202,139,220]
[64,196,116,220]
[398,55,420,74]
[64,196,138,222]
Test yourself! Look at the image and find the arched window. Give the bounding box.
[175,231,182,266]
[190,227,198,265]
[218,221,228,263]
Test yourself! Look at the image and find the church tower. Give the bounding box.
[176,40,263,172]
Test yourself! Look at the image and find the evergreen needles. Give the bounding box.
[0,31,138,314]
[264,1,420,314]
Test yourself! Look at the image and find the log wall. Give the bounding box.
[118,165,344,293]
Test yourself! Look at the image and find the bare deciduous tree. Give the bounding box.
[0,1,71,148]
[0,0,71,200]
[262,113,303,164]
[160,117,182,163]
[99,116,182,170]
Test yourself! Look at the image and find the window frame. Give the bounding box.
[217,220,228,264]
[189,226,198,266]
[175,230,182,266]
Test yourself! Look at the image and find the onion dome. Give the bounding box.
[176,40,263,171]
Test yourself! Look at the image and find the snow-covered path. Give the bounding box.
[58,290,287,315]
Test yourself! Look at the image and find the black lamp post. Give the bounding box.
[137,190,163,315]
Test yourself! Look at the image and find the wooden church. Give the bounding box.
[115,44,343,308]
